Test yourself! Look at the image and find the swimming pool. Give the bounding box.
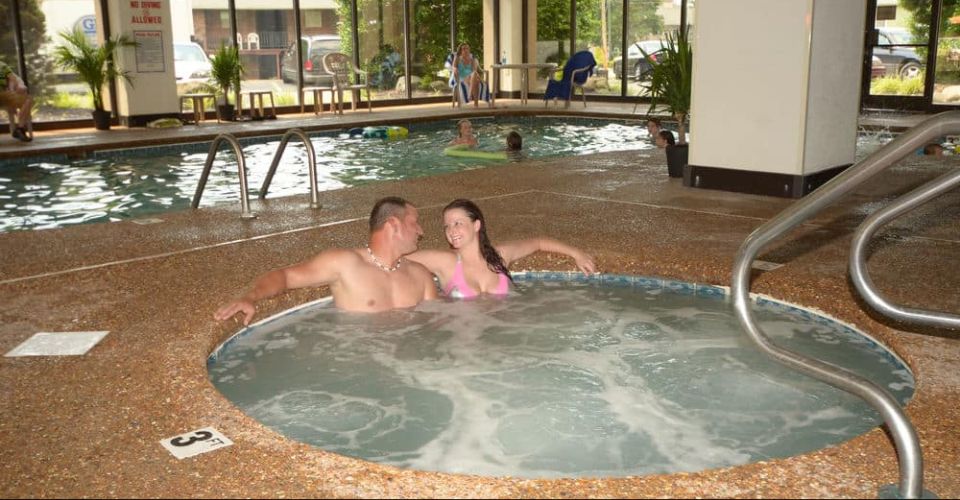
[0,117,648,232]
[208,275,913,479]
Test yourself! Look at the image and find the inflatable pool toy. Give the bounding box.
[360,126,409,140]
[443,145,508,160]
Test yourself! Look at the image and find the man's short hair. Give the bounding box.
[369,196,410,231]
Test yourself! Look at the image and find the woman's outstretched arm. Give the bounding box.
[496,237,596,275]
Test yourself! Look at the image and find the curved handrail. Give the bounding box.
[850,167,960,329]
[191,133,256,219]
[732,110,960,499]
[258,128,321,209]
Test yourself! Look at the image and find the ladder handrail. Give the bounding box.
[731,110,960,499]
[259,128,321,209]
[850,167,960,328]
[191,133,255,219]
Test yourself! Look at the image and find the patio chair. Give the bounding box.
[543,50,596,108]
[444,51,491,108]
[323,52,372,114]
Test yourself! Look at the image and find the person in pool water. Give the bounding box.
[406,199,595,298]
[448,118,478,148]
[214,196,437,325]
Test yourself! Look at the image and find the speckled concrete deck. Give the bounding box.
[1,102,958,498]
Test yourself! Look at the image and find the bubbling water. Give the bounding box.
[208,280,913,478]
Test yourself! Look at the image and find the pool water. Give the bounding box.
[0,117,647,232]
[208,279,913,479]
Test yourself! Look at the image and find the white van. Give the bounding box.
[174,42,213,83]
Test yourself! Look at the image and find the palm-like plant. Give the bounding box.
[209,43,243,105]
[640,27,692,145]
[53,28,136,112]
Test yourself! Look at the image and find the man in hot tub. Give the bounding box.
[214,196,438,325]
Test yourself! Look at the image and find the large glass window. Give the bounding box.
[409,0,452,99]
[575,0,623,96]
[34,0,98,122]
[233,0,295,111]
[932,0,960,104]
[618,0,664,98]
[868,0,929,98]
[536,0,571,93]
[358,0,405,101]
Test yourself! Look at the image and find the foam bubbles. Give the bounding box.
[208,281,913,478]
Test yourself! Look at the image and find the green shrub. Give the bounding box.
[870,75,923,95]
[49,91,93,109]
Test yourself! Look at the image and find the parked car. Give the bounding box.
[612,40,667,81]
[874,27,923,79]
[871,55,885,79]
[280,35,342,85]
[173,42,212,84]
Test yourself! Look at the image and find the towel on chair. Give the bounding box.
[445,52,491,104]
[543,50,597,102]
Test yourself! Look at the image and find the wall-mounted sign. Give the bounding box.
[134,30,165,73]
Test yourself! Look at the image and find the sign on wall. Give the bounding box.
[134,30,165,72]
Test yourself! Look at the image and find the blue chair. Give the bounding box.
[543,50,597,108]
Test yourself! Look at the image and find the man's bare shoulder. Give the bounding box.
[403,258,437,277]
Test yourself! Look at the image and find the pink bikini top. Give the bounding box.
[444,255,510,299]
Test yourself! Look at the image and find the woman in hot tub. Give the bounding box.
[407,198,595,298]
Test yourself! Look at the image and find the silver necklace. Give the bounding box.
[366,245,402,272]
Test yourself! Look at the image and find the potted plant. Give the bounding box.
[208,44,243,121]
[640,27,692,178]
[53,28,136,131]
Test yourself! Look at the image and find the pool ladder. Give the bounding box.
[191,129,320,218]
[732,110,960,499]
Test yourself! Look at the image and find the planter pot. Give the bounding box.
[92,109,112,131]
[665,143,689,178]
[218,104,236,122]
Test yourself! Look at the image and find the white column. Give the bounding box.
[688,0,867,197]
[100,0,180,124]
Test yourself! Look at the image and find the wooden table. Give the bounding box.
[301,86,337,115]
[178,93,218,123]
[238,90,276,120]
[491,63,558,105]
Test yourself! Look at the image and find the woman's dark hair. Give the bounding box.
[658,130,675,146]
[506,131,522,151]
[443,198,513,282]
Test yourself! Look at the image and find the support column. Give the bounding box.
[100,0,179,126]
[494,0,524,94]
[686,0,867,198]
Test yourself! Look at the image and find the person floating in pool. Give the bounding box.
[922,142,945,157]
[506,131,522,151]
[655,130,675,148]
[448,119,478,148]
[646,118,662,139]
[505,131,524,161]
[406,199,595,299]
[214,197,437,325]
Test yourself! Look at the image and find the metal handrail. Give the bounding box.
[850,167,960,329]
[191,133,256,219]
[732,110,960,498]
[258,128,321,209]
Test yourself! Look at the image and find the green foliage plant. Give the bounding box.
[640,27,692,145]
[870,75,924,96]
[209,43,243,105]
[52,27,136,112]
